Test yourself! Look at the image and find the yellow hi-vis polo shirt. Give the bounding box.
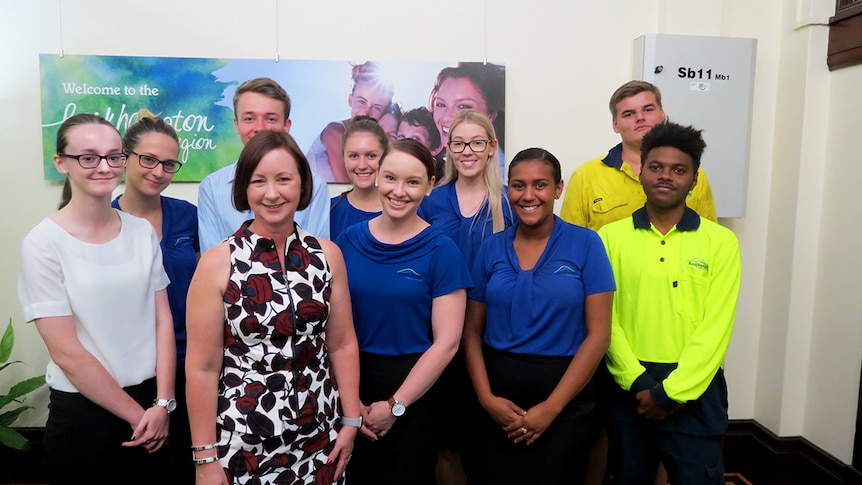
[561,143,717,231]
[598,207,740,405]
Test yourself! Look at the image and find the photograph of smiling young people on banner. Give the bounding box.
[40,56,506,186]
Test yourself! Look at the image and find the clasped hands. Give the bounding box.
[123,405,170,453]
[483,395,557,446]
[358,400,396,441]
[634,387,683,420]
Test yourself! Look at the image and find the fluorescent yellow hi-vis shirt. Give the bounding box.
[598,207,741,405]
[560,144,717,231]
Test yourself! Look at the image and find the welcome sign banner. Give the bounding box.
[39,55,505,182]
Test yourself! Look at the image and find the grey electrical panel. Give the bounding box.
[633,34,757,218]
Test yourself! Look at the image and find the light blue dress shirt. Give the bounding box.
[198,161,331,252]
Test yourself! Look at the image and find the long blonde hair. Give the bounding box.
[442,111,506,234]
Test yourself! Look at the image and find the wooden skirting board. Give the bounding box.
[725,419,862,485]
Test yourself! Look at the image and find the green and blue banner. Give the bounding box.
[39,55,505,182]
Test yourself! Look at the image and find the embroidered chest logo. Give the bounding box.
[397,268,423,282]
[554,265,579,276]
[687,258,709,271]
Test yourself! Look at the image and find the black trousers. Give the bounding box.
[45,377,168,485]
[167,366,194,483]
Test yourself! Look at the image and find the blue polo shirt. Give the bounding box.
[330,193,380,241]
[421,182,515,269]
[336,222,472,355]
[470,216,615,357]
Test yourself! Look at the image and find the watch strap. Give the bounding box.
[341,416,363,428]
[387,396,406,416]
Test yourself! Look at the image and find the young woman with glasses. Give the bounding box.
[18,113,175,483]
[421,110,514,269]
[419,110,515,482]
[112,110,199,483]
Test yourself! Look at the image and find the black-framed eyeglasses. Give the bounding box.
[447,140,491,153]
[58,153,127,169]
[129,150,182,173]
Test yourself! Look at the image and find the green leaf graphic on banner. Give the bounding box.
[40,54,241,182]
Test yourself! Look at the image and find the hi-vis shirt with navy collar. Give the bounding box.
[560,143,717,231]
[598,207,741,406]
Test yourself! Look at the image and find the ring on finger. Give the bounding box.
[521,427,528,435]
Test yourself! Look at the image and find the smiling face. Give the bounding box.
[54,123,125,201]
[376,149,433,222]
[125,132,180,198]
[397,121,432,149]
[432,77,493,143]
[246,148,302,229]
[349,81,392,120]
[508,159,563,229]
[234,92,292,145]
[448,121,495,181]
[612,91,666,149]
[343,132,384,190]
[639,145,698,210]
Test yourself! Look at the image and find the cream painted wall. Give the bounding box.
[803,62,862,461]
[754,1,828,437]
[1,0,858,464]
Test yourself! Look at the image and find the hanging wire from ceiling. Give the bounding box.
[483,0,488,64]
[58,0,65,57]
[274,0,280,62]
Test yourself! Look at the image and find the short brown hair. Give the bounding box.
[233,78,291,121]
[609,81,662,120]
[232,131,313,212]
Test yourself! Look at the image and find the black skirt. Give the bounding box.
[348,351,440,485]
[464,346,599,485]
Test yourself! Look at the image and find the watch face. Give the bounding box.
[156,398,177,413]
[392,402,406,417]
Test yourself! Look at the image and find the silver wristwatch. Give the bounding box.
[153,398,177,413]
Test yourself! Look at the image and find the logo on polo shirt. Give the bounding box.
[397,268,423,282]
[687,258,708,271]
[554,265,580,277]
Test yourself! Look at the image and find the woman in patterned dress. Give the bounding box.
[186,130,362,485]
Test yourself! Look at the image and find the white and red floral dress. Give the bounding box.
[215,222,344,484]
